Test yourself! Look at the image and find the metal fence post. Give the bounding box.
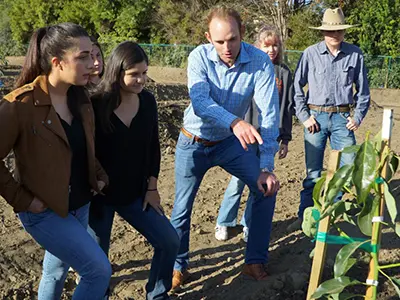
[385,56,392,89]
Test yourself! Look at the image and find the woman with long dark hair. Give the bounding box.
[0,23,111,299]
[88,36,104,87]
[89,41,179,300]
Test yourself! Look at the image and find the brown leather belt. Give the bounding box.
[181,128,221,147]
[308,104,351,113]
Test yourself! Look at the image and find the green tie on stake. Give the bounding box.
[304,109,400,300]
[366,109,395,300]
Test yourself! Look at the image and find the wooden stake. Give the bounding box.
[306,150,341,300]
[366,109,393,299]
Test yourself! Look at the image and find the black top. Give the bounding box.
[93,90,161,205]
[245,63,294,144]
[59,117,92,210]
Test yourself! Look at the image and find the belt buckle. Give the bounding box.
[336,106,340,113]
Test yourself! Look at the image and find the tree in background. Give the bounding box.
[8,0,61,46]
[0,0,21,59]
[152,0,222,45]
[242,0,309,43]
[6,0,155,53]
[345,0,400,56]
[2,0,400,58]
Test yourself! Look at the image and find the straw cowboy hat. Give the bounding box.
[309,8,357,31]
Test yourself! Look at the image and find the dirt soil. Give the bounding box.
[0,64,400,300]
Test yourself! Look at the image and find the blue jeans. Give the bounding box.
[171,133,276,271]
[18,204,111,300]
[298,110,356,218]
[216,143,259,228]
[88,199,179,300]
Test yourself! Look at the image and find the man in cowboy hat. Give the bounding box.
[288,7,370,231]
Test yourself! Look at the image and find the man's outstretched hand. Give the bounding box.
[231,118,263,151]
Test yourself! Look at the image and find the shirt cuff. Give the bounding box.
[353,112,363,126]
[260,154,274,172]
[297,110,310,123]
[280,139,289,145]
[223,114,241,131]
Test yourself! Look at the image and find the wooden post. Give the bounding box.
[365,109,394,299]
[306,151,341,300]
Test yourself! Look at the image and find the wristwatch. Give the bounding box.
[260,167,273,173]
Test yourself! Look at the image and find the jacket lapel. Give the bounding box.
[43,107,70,147]
[33,76,70,147]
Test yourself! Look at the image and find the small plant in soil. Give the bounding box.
[302,131,400,299]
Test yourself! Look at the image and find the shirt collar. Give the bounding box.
[207,42,251,65]
[318,41,348,55]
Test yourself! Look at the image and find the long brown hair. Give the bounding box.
[15,23,91,120]
[92,41,148,133]
[90,36,105,77]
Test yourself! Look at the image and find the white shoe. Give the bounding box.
[242,226,249,243]
[215,225,228,241]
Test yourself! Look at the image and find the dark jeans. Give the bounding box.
[171,133,276,271]
[89,199,179,300]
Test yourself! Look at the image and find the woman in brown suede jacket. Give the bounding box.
[0,23,111,299]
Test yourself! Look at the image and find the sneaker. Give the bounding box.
[215,225,228,241]
[287,218,303,232]
[242,226,249,243]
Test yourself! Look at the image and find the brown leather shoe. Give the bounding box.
[242,264,269,281]
[172,269,190,290]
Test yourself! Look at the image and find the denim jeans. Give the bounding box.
[216,143,259,228]
[18,204,111,300]
[88,199,179,300]
[171,132,276,271]
[298,110,356,218]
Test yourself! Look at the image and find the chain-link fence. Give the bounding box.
[134,44,400,89]
[2,43,397,88]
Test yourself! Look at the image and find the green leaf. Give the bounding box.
[309,247,315,259]
[320,200,345,221]
[357,194,379,236]
[335,257,357,278]
[341,145,361,154]
[329,201,358,221]
[396,223,400,237]
[313,175,326,209]
[334,241,368,278]
[384,181,398,225]
[373,129,382,154]
[325,165,354,205]
[302,207,319,238]
[312,276,362,299]
[330,292,365,300]
[387,153,400,182]
[390,277,400,297]
[353,140,377,205]
[343,212,357,226]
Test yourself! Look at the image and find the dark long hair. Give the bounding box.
[92,41,149,133]
[90,35,105,77]
[14,23,90,119]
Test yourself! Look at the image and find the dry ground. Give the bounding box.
[0,63,399,300]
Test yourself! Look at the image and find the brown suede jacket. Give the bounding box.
[0,75,108,217]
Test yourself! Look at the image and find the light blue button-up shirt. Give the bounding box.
[294,41,370,125]
[183,42,280,171]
